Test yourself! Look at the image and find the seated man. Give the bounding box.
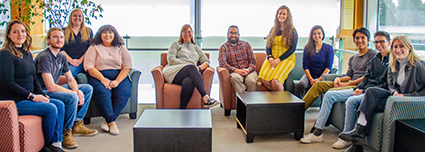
[218,25,257,92]
[300,31,391,150]
[339,35,425,151]
[302,27,377,110]
[35,27,98,149]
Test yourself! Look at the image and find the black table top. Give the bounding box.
[236,91,304,105]
[398,119,425,133]
[134,109,212,129]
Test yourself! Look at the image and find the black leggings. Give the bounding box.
[172,65,207,109]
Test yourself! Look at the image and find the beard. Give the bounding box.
[228,37,239,44]
[50,43,64,49]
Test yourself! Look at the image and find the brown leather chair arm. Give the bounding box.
[151,65,165,109]
[202,66,215,95]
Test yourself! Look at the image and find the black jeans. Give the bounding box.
[358,87,391,135]
[172,65,207,109]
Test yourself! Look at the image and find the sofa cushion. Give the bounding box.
[18,115,44,152]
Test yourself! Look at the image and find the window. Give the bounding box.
[379,0,425,51]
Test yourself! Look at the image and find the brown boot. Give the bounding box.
[72,120,98,136]
[63,129,78,149]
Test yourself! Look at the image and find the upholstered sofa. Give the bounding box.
[151,53,214,109]
[0,100,44,152]
[324,74,425,152]
[75,69,142,124]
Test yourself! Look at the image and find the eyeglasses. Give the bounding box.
[182,31,193,34]
[373,40,388,44]
[229,32,239,35]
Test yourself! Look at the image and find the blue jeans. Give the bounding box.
[16,99,64,144]
[88,69,131,123]
[69,63,85,78]
[44,84,93,130]
[343,94,364,132]
[315,89,354,129]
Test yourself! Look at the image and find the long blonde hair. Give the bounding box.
[267,5,294,48]
[389,35,421,72]
[1,20,32,58]
[64,9,91,43]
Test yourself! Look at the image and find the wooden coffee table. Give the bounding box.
[236,91,305,143]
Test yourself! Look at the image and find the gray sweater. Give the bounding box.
[163,41,210,83]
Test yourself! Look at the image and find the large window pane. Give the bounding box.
[201,0,339,49]
[379,0,425,51]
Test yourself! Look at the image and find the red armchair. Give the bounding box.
[151,53,214,109]
[0,100,44,152]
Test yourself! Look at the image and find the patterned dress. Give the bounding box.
[258,36,296,83]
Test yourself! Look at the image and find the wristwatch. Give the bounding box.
[28,93,34,101]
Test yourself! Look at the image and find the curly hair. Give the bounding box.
[91,24,124,47]
[266,5,294,48]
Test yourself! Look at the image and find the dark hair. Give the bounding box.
[1,20,32,58]
[374,31,390,41]
[91,24,124,47]
[304,25,325,57]
[352,27,370,42]
[227,25,239,34]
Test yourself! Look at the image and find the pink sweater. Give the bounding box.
[84,44,132,71]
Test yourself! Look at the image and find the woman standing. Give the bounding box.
[258,5,298,91]
[0,20,64,151]
[61,9,94,77]
[84,25,132,135]
[296,25,333,98]
[162,24,219,109]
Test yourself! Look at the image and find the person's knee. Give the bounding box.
[230,74,243,83]
[79,84,93,94]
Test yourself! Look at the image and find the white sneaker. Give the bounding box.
[332,138,351,149]
[101,121,109,132]
[300,133,324,144]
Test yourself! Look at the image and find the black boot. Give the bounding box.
[343,144,363,152]
[338,124,367,146]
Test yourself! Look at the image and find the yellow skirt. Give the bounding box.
[258,54,295,84]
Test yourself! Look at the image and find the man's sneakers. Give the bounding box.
[72,120,98,136]
[204,98,220,107]
[63,129,78,149]
[300,133,324,144]
[333,138,352,149]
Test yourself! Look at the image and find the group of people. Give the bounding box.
[297,26,425,152]
[0,9,132,151]
[1,4,424,152]
[215,5,425,152]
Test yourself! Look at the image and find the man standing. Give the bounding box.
[219,25,257,92]
[35,27,98,149]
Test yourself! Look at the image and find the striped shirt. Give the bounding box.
[218,41,256,73]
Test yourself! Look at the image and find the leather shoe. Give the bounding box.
[343,144,363,152]
[338,124,367,146]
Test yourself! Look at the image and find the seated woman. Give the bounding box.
[84,25,132,135]
[295,25,333,98]
[162,24,219,109]
[339,35,425,151]
[258,5,298,91]
[0,20,64,151]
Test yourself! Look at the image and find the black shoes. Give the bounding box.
[40,145,65,152]
[343,144,363,152]
[338,124,367,146]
